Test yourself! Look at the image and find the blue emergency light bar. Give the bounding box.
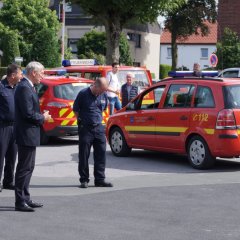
[168,71,219,78]
[62,59,98,67]
[44,69,67,76]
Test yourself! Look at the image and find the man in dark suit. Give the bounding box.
[14,61,51,212]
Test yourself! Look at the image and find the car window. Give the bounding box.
[84,72,102,80]
[116,70,150,89]
[54,82,91,100]
[139,86,165,110]
[223,85,240,108]
[222,70,239,78]
[164,84,195,108]
[194,86,215,108]
[35,83,48,98]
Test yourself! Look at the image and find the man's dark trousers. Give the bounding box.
[0,123,17,186]
[78,124,106,183]
[15,145,36,205]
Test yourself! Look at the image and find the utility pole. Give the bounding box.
[60,0,65,62]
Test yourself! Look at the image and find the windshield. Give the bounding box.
[223,85,240,108]
[54,82,91,100]
[116,70,150,89]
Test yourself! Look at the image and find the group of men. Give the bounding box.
[0,61,139,212]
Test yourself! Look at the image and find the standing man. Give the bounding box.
[107,62,122,115]
[121,73,139,108]
[0,64,22,192]
[73,77,113,189]
[14,62,51,212]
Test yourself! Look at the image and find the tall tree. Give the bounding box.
[163,0,217,70]
[0,23,20,66]
[0,0,61,67]
[77,30,132,65]
[216,28,240,69]
[70,0,184,64]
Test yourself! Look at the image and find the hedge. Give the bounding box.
[160,64,172,79]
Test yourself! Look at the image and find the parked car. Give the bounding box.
[218,68,240,78]
[36,75,93,144]
[106,72,240,169]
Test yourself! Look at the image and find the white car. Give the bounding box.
[218,68,240,78]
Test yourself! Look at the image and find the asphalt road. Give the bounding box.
[1,137,240,240]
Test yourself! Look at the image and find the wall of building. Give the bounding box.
[125,29,160,78]
[218,0,240,40]
[160,44,216,70]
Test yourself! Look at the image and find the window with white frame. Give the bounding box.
[201,48,208,58]
[167,47,172,58]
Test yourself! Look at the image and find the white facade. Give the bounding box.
[124,29,160,78]
[160,44,217,70]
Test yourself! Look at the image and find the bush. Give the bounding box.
[160,64,172,79]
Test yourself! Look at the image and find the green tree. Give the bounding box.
[216,28,240,69]
[77,30,132,65]
[0,23,20,66]
[163,0,217,70]
[71,0,184,64]
[0,0,61,67]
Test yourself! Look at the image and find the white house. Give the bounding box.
[160,22,217,70]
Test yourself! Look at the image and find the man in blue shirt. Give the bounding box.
[0,64,22,192]
[73,77,113,188]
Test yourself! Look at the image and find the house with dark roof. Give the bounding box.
[160,22,217,70]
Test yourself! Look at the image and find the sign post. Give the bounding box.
[209,53,218,68]
[15,57,23,65]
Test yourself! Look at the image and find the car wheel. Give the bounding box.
[187,135,215,170]
[110,127,131,157]
[40,128,49,145]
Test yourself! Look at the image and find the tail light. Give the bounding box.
[216,109,236,129]
[47,102,69,108]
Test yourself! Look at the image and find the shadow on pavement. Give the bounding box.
[0,206,15,212]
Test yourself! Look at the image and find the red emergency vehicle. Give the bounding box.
[36,75,93,144]
[106,71,240,169]
[45,59,153,124]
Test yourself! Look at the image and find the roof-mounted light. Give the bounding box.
[44,69,67,76]
[62,59,98,67]
[168,71,219,78]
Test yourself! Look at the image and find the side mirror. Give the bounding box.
[126,102,135,111]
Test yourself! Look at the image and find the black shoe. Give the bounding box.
[27,200,43,208]
[80,182,88,188]
[0,185,2,192]
[3,183,15,190]
[95,181,113,187]
[15,203,35,212]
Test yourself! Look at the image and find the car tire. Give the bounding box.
[109,127,131,157]
[187,135,216,170]
[40,128,50,145]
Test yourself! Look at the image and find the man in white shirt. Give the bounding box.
[107,62,122,115]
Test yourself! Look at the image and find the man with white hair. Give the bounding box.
[14,61,51,212]
[121,73,139,107]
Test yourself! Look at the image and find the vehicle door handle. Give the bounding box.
[180,115,188,120]
[148,116,155,121]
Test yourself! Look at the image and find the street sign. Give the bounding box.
[209,53,218,67]
[15,57,23,62]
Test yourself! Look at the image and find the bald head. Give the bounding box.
[92,77,109,95]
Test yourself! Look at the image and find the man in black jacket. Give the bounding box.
[0,64,22,192]
[121,73,139,108]
[14,61,51,212]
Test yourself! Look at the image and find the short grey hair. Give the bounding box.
[25,61,44,75]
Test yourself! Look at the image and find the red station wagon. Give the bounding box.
[106,73,240,169]
[36,75,93,144]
